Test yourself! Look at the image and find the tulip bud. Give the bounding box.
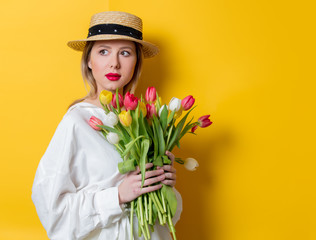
[104,112,118,126]
[139,102,147,118]
[145,87,157,102]
[89,116,103,131]
[146,103,157,119]
[124,92,139,111]
[119,110,132,127]
[198,115,213,128]
[168,97,182,112]
[191,125,198,133]
[184,158,199,171]
[99,90,113,105]
[106,132,120,145]
[111,93,124,109]
[181,95,195,111]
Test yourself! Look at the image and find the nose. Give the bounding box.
[109,53,120,69]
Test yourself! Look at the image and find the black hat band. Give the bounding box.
[88,24,143,40]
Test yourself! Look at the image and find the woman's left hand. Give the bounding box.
[157,151,177,187]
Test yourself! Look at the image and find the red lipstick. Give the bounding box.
[106,73,121,81]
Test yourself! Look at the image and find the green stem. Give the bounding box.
[167,204,176,239]
[157,210,163,225]
[149,195,152,225]
[130,200,134,240]
[161,190,167,212]
[144,194,148,221]
[166,123,174,148]
[149,192,164,214]
[138,196,144,226]
[153,191,165,214]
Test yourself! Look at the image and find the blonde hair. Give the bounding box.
[68,40,144,108]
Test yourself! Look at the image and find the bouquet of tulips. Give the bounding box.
[88,87,212,240]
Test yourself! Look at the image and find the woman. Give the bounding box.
[32,11,182,240]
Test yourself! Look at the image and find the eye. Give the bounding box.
[121,50,131,57]
[99,49,109,55]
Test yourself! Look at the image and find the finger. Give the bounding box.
[162,164,176,173]
[164,172,176,180]
[140,184,163,195]
[132,163,153,175]
[142,174,165,187]
[161,179,176,187]
[165,151,175,165]
[135,168,164,180]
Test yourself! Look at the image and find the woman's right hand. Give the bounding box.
[118,163,165,204]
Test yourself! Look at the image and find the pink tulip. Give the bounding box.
[146,103,157,119]
[124,92,138,111]
[198,115,213,128]
[89,116,103,131]
[145,87,157,102]
[181,95,195,110]
[111,93,124,109]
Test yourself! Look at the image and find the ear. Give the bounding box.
[88,60,92,69]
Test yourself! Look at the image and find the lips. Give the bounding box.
[106,73,121,81]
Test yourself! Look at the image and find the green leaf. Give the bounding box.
[159,105,169,131]
[118,159,136,174]
[167,106,196,150]
[153,115,165,156]
[110,105,118,115]
[140,139,150,187]
[98,125,120,135]
[138,112,149,138]
[115,88,121,113]
[161,185,178,218]
[167,110,175,125]
[122,135,144,157]
[131,107,139,138]
[162,155,171,165]
[153,156,163,167]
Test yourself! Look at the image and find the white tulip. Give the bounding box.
[104,112,118,126]
[159,105,168,117]
[168,97,182,112]
[184,158,199,171]
[106,132,120,145]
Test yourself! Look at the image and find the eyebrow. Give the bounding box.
[97,45,135,50]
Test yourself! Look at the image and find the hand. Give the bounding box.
[158,151,177,187]
[118,163,165,204]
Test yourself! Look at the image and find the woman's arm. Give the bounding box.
[32,114,125,240]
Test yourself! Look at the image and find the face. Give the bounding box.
[88,40,137,94]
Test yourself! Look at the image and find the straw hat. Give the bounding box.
[67,11,159,58]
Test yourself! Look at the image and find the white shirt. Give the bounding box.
[32,102,182,240]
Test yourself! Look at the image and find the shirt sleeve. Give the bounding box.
[31,114,125,240]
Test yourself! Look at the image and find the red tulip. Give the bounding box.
[145,87,157,102]
[111,92,124,109]
[124,92,138,111]
[198,115,213,128]
[191,125,198,133]
[181,95,195,110]
[89,116,103,131]
[146,103,157,119]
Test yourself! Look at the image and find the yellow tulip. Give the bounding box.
[139,102,147,118]
[119,110,132,127]
[99,90,113,105]
[174,107,183,119]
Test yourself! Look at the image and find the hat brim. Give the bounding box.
[67,34,159,58]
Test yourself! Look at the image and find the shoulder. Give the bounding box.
[59,102,100,129]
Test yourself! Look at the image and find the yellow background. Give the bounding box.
[0,0,315,239]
